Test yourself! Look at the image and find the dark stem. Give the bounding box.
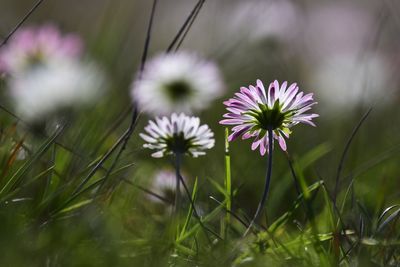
[174,152,182,214]
[71,0,157,196]
[166,0,204,53]
[0,0,46,48]
[243,128,274,237]
[139,0,158,75]
[174,0,205,52]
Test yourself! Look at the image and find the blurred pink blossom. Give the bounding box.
[0,24,83,73]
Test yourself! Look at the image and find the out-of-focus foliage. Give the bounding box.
[0,0,400,266]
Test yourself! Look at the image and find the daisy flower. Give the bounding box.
[220,79,318,156]
[0,24,82,73]
[131,51,225,115]
[0,25,105,122]
[148,169,186,204]
[140,113,215,158]
[9,60,104,121]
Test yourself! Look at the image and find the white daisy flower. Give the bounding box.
[131,51,225,115]
[140,113,215,158]
[9,59,104,121]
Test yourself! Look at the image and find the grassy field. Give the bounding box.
[0,0,400,266]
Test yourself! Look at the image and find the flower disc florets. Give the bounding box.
[140,113,215,158]
[220,80,318,155]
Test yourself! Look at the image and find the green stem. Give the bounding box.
[224,128,232,237]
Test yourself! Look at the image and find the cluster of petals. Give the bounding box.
[148,169,186,204]
[140,113,215,158]
[220,79,318,155]
[132,51,224,115]
[0,25,104,121]
[0,24,82,73]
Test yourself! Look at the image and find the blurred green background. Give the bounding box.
[0,0,400,266]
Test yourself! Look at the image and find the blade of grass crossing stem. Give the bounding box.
[224,128,232,237]
[0,126,64,200]
[179,177,198,239]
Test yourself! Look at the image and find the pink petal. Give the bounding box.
[278,135,287,151]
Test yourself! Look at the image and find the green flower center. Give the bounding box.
[27,50,46,68]
[247,101,287,130]
[165,80,191,101]
[165,132,193,154]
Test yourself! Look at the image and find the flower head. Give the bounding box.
[140,113,215,158]
[10,60,104,121]
[220,80,318,155]
[148,169,186,204]
[131,51,225,115]
[0,25,105,121]
[0,24,82,73]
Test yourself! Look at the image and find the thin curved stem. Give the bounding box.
[333,108,372,204]
[243,128,274,237]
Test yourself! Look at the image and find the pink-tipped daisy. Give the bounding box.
[220,80,318,156]
[0,25,105,122]
[0,24,82,73]
[140,113,215,158]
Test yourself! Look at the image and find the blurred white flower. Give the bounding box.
[312,53,391,110]
[10,59,104,121]
[0,25,105,121]
[148,169,185,204]
[131,51,224,115]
